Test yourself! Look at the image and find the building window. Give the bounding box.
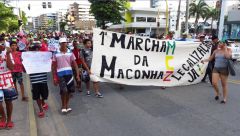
[136,17,146,22]
[136,29,145,33]
[147,17,156,22]
[131,17,134,22]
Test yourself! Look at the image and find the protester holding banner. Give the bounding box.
[17,33,28,52]
[10,41,28,102]
[52,38,83,114]
[202,35,219,84]
[81,39,103,98]
[28,43,49,118]
[202,41,232,104]
[0,36,18,129]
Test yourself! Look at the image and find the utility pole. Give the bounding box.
[218,0,226,40]
[165,0,169,35]
[185,0,189,34]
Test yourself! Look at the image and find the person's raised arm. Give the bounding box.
[6,47,14,70]
[201,50,216,63]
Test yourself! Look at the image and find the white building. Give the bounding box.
[32,17,40,30]
[78,3,94,20]
[108,8,167,36]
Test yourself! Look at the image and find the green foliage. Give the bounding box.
[47,19,54,27]
[89,0,128,29]
[189,0,210,32]
[21,11,28,25]
[59,22,67,32]
[8,19,19,32]
[0,2,19,32]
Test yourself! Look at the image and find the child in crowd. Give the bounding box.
[52,38,89,114]
[81,39,103,98]
[0,37,18,129]
[29,42,49,118]
[10,41,28,101]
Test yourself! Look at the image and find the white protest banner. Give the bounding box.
[22,52,52,74]
[48,38,59,52]
[91,28,212,87]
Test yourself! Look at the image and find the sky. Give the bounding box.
[8,0,240,18]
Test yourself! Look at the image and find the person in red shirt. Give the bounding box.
[10,41,28,101]
[72,40,89,92]
[40,38,48,51]
[165,31,175,40]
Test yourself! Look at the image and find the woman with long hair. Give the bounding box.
[202,41,232,104]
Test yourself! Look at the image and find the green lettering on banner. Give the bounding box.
[166,41,176,55]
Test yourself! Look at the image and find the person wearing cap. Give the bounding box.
[52,38,90,114]
[28,42,49,118]
[201,41,232,104]
[0,36,18,129]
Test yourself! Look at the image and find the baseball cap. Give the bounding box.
[59,38,68,43]
[199,34,205,38]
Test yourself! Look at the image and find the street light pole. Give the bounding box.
[165,0,169,34]
[218,0,226,40]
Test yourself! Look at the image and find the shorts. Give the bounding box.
[0,88,18,102]
[31,83,49,100]
[12,72,23,84]
[213,67,229,76]
[82,70,90,82]
[59,75,75,95]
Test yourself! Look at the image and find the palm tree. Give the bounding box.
[203,7,219,32]
[189,0,210,33]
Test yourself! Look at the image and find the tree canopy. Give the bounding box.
[189,0,210,33]
[89,0,128,29]
[0,2,27,32]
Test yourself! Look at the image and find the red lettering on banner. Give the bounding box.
[163,71,173,81]
[0,72,14,89]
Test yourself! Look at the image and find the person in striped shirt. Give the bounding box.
[29,42,49,118]
[52,38,90,114]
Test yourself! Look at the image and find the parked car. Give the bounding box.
[226,40,240,61]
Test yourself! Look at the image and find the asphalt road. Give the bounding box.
[36,62,240,136]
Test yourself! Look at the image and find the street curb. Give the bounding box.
[26,74,38,136]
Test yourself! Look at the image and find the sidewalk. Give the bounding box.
[1,74,36,136]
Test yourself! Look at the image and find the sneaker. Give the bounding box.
[86,91,91,96]
[38,111,45,118]
[61,109,67,114]
[42,103,49,111]
[66,108,72,113]
[95,92,103,98]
